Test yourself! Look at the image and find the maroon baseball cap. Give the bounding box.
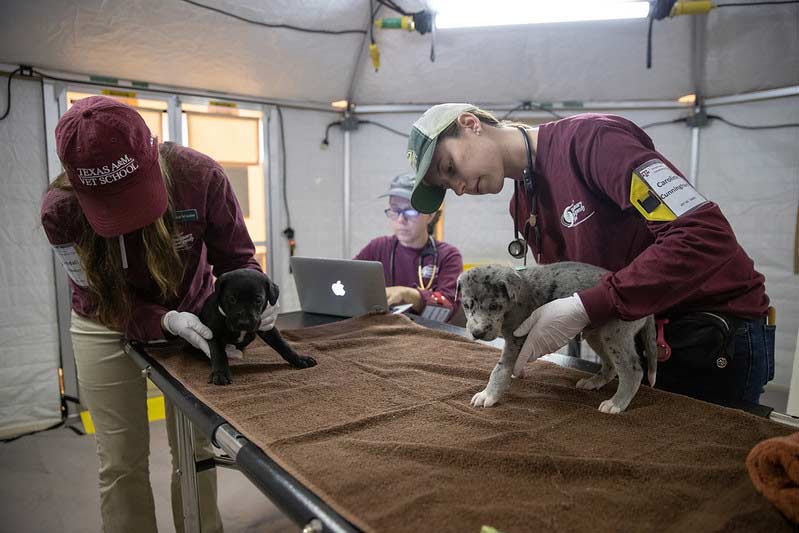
[55,96,166,237]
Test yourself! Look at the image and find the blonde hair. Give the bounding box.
[49,144,185,329]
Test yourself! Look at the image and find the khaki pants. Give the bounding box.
[71,311,223,533]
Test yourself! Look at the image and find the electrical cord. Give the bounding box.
[1,419,85,444]
[501,102,564,121]
[275,106,296,263]
[177,0,367,35]
[0,66,24,121]
[321,117,409,148]
[640,114,799,130]
[376,0,412,16]
[641,117,688,129]
[707,114,799,129]
[321,120,344,147]
[358,119,409,138]
[29,69,334,112]
[370,0,376,46]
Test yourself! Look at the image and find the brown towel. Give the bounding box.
[153,313,794,532]
[747,431,799,524]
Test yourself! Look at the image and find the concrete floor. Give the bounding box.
[0,418,297,532]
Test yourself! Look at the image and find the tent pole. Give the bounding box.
[688,15,708,188]
[345,5,382,107]
[343,130,351,258]
[689,122,700,188]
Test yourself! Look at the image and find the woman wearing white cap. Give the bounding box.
[41,96,282,532]
[405,103,773,408]
[354,172,463,320]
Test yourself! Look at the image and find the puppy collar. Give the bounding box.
[218,306,227,317]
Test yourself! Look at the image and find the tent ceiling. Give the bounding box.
[1,1,797,106]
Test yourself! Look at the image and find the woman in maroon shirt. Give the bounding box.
[41,96,277,531]
[405,103,773,408]
[354,173,463,321]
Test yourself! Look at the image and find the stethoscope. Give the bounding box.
[508,126,541,265]
[389,235,438,290]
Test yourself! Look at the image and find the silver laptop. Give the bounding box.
[291,256,397,317]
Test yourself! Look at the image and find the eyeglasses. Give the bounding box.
[384,207,420,220]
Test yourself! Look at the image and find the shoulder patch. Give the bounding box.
[630,159,707,222]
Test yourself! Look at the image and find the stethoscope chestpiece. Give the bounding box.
[507,237,527,259]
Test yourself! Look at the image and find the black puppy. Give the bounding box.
[199,269,316,385]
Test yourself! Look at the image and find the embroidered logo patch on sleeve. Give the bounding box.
[630,159,708,221]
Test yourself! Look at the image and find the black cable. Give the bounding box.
[708,114,799,129]
[31,69,340,114]
[358,119,410,138]
[322,118,409,146]
[639,114,799,130]
[322,120,344,146]
[646,15,655,69]
[501,102,564,121]
[641,117,688,129]
[0,67,23,121]
[276,106,291,228]
[716,1,799,6]
[1,420,65,444]
[177,0,367,35]
[369,0,376,45]
[276,106,296,264]
[376,0,412,16]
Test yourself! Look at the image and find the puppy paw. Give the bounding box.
[512,355,531,378]
[225,345,244,360]
[470,389,500,408]
[576,375,607,391]
[598,399,624,414]
[208,368,232,386]
[512,366,529,379]
[293,355,317,369]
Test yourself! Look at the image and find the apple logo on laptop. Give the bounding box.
[331,280,346,297]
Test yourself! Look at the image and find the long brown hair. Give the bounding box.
[49,144,185,329]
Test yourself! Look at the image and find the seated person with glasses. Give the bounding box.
[354,173,463,321]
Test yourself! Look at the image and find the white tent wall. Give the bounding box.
[701,96,799,392]
[0,77,62,438]
[268,107,346,313]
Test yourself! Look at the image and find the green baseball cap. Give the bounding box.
[407,103,478,213]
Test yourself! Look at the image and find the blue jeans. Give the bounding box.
[735,317,776,405]
[654,316,775,407]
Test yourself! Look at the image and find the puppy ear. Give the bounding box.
[263,275,280,306]
[455,273,462,302]
[501,268,524,302]
[215,271,233,296]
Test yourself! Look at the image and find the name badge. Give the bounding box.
[175,209,199,222]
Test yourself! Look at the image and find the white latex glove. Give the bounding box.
[258,301,280,332]
[162,311,213,358]
[513,294,590,361]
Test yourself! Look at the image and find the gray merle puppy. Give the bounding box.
[457,262,657,414]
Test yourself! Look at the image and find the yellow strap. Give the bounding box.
[629,172,677,222]
[417,264,437,291]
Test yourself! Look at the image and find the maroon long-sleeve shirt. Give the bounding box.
[511,114,768,325]
[354,235,463,310]
[41,143,261,341]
